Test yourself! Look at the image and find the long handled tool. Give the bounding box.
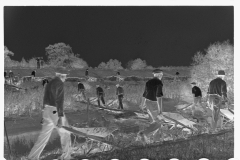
[4,121,12,159]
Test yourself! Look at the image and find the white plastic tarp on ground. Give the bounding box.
[220,109,234,121]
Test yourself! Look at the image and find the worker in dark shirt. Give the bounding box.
[31,70,36,77]
[207,70,227,133]
[138,69,166,143]
[78,82,87,101]
[116,84,124,110]
[28,71,72,160]
[42,78,49,87]
[190,82,202,116]
[96,84,106,106]
[85,69,89,78]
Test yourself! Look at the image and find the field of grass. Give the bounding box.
[4,68,233,160]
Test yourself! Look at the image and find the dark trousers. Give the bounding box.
[97,94,105,106]
[118,95,124,110]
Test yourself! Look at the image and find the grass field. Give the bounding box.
[4,68,233,160]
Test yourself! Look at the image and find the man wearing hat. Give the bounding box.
[78,81,87,101]
[31,70,36,81]
[207,70,228,133]
[138,69,166,143]
[190,82,202,116]
[28,70,72,160]
[116,84,124,110]
[96,84,106,106]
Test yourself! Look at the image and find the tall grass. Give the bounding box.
[4,79,193,117]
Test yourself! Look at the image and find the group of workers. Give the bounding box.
[23,68,228,159]
[78,82,124,110]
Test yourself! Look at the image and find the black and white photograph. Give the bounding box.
[2,1,237,160]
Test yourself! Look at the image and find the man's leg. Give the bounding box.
[97,96,101,106]
[28,108,55,160]
[119,96,123,110]
[101,95,105,105]
[82,90,87,101]
[57,115,72,160]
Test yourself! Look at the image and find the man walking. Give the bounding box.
[28,71,72,160]
[78,82,87,101]
[207,70,228,133]
[96,84,106,107]
[190,82,202,116]
[138,69,166,143]
[116,84,124,110]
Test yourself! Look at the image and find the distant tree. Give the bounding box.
[191,40,234,102]
[71,58,88,69]
[127,58,147,70]
[98,59,123,70]
[20,58,28,68]
[98,62,107,69]
[28,57,38,68]
[45,42,76,68]
[4,46,14,67]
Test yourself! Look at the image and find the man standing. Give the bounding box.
[8,70,14,84]
[96,84,106,107]
[116,84,124,110]
[37,58,40,69]
[28,71,72,160]
[78,82,87,101]
[40,59,44,68]
[138,69,166,143]
[4,71,7,83]
[207,70,227,133]
[190,82,202,116]
[85,69,89,78]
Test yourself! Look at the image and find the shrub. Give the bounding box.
[71,58,88,69]
[98,59,123,70]
[127,58,147,70]
[190,41,234,103]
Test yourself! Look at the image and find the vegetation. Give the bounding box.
[191,40,234,103]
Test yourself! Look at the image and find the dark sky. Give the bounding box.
[4,6,233,67]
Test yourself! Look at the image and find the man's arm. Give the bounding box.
[221,82,228,100]
[140,84,147,109]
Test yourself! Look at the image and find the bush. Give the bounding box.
[98,59,123,70]
[190,40,234,103]
[127,58,147,70]
[71,58,88,69]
